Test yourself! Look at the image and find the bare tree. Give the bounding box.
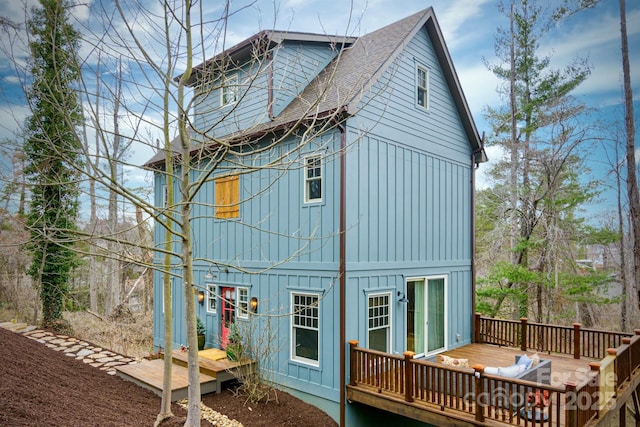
[618,0,640,312]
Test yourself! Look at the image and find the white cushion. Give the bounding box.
[484,366,499,375]
[497,364,526,378]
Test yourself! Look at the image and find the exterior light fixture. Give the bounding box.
[197,290,205,304]
[397,291,408,304]
[204,268,215,280]
[250,297,258,313]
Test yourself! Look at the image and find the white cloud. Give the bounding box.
[2,75,20,85]
[475,144,504,190]
[435,0,495,48]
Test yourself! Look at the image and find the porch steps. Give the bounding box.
[166,348,256,394]
[114,358,217,402]
[114,348,256,401]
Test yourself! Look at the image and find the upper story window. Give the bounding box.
[416,65,429,109]
[304,155,322,203]
[368,293,391,352]
[291,292,319,366]
[215,175,240,219]
[221,75,238,106]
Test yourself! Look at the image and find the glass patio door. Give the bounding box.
[406,277,446,357]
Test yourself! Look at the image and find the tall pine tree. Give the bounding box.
[24,0,83,330]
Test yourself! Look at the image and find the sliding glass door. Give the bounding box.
[406,277,446,357]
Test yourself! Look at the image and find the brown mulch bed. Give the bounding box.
[0,327,336,426]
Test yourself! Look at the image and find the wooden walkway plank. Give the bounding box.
[115,359,217,401]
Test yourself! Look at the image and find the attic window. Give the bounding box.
[416,65,429,109]
[221,74,238,106]
[215,175,240,219]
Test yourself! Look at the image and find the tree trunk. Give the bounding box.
[619,0,640,311]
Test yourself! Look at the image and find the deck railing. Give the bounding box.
[348,341,608,427]
[475,314,633,360]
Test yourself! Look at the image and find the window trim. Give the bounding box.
[162,184,168,208]
[290,292,320,367]
[236,287,249,319]
[416,64,430,110]
[206,284,217,314]
[220,74,238,106]
[367,292,392,353]
[303,155,323,204]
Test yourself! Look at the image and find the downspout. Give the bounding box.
[470,133,485,342]
[336,120,347,427]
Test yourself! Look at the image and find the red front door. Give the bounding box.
[220,287,235,349]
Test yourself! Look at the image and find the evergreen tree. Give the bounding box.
[24,0,83,330]
[478,0,594,320]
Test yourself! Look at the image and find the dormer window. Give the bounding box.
[416,65,429,109]
[221,74,238,106]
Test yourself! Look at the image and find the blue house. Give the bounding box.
[147,7,485,426]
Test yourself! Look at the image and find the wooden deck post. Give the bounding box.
[348,340,358,387]
[607,348,618,390]
[589,362,601,416]
[403,351,415,403]
[520,317,528,351]
[573,323,581,359]
[473,364,485,423]
[565,381,577,427]
[474,313,482,343]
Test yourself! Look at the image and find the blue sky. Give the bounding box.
[0,0,638,222]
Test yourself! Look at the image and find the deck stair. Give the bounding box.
[115,348,255,401]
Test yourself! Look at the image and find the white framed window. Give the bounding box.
[237,287,249,319]
[162,184,168,207]
[416,65,429,109]
[303,155,322,203]
[221,74,238,106]
[368,293,391,352]
[291,292,319,366]
[206,284,217,313]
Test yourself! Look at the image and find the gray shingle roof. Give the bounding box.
[145,7,485,168]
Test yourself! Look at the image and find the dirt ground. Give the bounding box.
[0,327,337,426]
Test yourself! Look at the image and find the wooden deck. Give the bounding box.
[347,320,640,427]
[440,343,594,386]
[115,348,256,401]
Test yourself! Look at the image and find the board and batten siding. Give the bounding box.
[345,133,471,264]
[190,130,340,267]
[341,21,475,354]
[344,267,473,356]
